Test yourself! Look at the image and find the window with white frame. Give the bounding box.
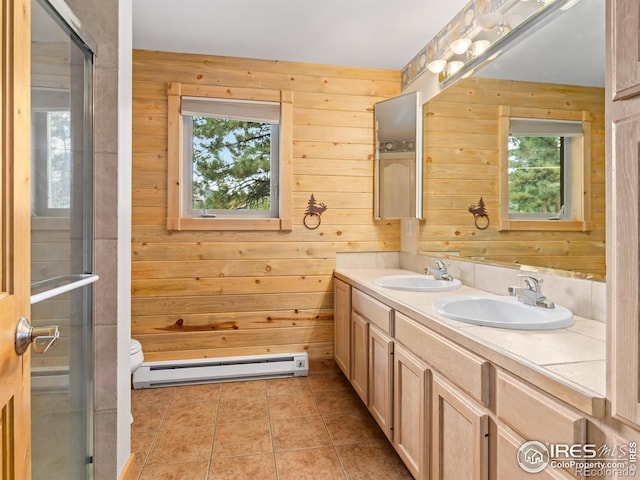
[181,97,280,218]
[498,106,592,232]
[507,118,583,220]
[166,83,292,231]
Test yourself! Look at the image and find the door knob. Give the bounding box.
[15,316,60,355]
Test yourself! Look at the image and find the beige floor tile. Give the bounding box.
[171,383,221,404]
[219,380,267,399]
[307,372,351,392]
[217,396,268,424]
[268,392,319,418]
[134,362,413,480]
[131,402,168,432]
[161,401,218,429]
[323,413,387,446]
[210,453,277,480]
[131,430,156,470]
[212,420,272,457]
[275,447,346,480]
[266,377,311,396]
[308,359,342,375]
[139,460,209,480]
[336,443,414,480]
[132,386,178,407]
[146,425,214,465]
[271,415,331,451]
[314,388,367,415]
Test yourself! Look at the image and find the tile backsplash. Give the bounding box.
[335,251,606,323]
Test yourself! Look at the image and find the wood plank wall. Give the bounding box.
[131,50,401,362]
[419,77,606,277]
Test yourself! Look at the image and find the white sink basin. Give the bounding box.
[373,274,461,292]
[432,295,573,330]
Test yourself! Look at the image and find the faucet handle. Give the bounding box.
[517,274,541,292]
[435,259,447,270]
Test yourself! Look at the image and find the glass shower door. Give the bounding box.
[30,0,96,478]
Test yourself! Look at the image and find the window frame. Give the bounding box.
[506,131,574,221]
[167,82,293,231]
[498,105,592,232]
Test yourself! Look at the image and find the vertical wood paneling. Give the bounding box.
[131,50,401,361]
[420,77,606,276]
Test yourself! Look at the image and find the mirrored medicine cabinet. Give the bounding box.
[374,91,422,219]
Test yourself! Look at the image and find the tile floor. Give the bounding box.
[131,359,413,479]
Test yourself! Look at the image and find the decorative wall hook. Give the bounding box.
[468,197,489,230]
[303,194,327,230]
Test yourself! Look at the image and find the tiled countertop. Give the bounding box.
[334,267,606,418]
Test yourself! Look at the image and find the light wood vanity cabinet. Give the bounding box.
[496,370,586,447]
[393,344,430,480]
[369,324,394,439]
[496,426,575,480]
[350,288,393,406]
[333,277,592,480]
[350,310,369,403]
[609,0,640,429]
[333,278,351,377]
[432,374,489,480]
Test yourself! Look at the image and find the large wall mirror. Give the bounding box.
[419,0,605,279]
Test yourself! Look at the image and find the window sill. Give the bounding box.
[499,219,592,232]
[167,216,292,232]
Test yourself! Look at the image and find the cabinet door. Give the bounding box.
[368,324,393,439]
[609,112,640,428]
[393,344,429,480]
[495,426,575,480]
[432,375,489,480]
[333,278,351,377]
[351,311,369,403]
[611,0,640,100]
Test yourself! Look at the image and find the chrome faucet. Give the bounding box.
[508,275,555,309]
[425,260,453,281]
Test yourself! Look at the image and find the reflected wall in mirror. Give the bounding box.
[418,0,605,279]
[374,92,423,219]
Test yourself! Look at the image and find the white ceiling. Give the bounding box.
[132,0,469,70]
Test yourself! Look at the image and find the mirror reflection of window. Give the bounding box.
[46,111,72,209]
[507,117,583,221]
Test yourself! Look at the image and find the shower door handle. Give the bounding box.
[15,316,60,355]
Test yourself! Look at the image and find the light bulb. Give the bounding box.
[447,61,464,76]
[471,40,491,57]
[450,38,472,55]
[427,59,447,74]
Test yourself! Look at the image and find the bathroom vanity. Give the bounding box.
[333,262,633,480]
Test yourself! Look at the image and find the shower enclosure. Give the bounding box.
[30,0,97,478]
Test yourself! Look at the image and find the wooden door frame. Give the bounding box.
[0,0,32,477]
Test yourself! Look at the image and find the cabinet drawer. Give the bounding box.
[496,370,586,447]
[352,288,392,334]
[395,312,490,406]
[496,426,575,479]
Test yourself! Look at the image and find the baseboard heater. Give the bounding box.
[133,352,309,389]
